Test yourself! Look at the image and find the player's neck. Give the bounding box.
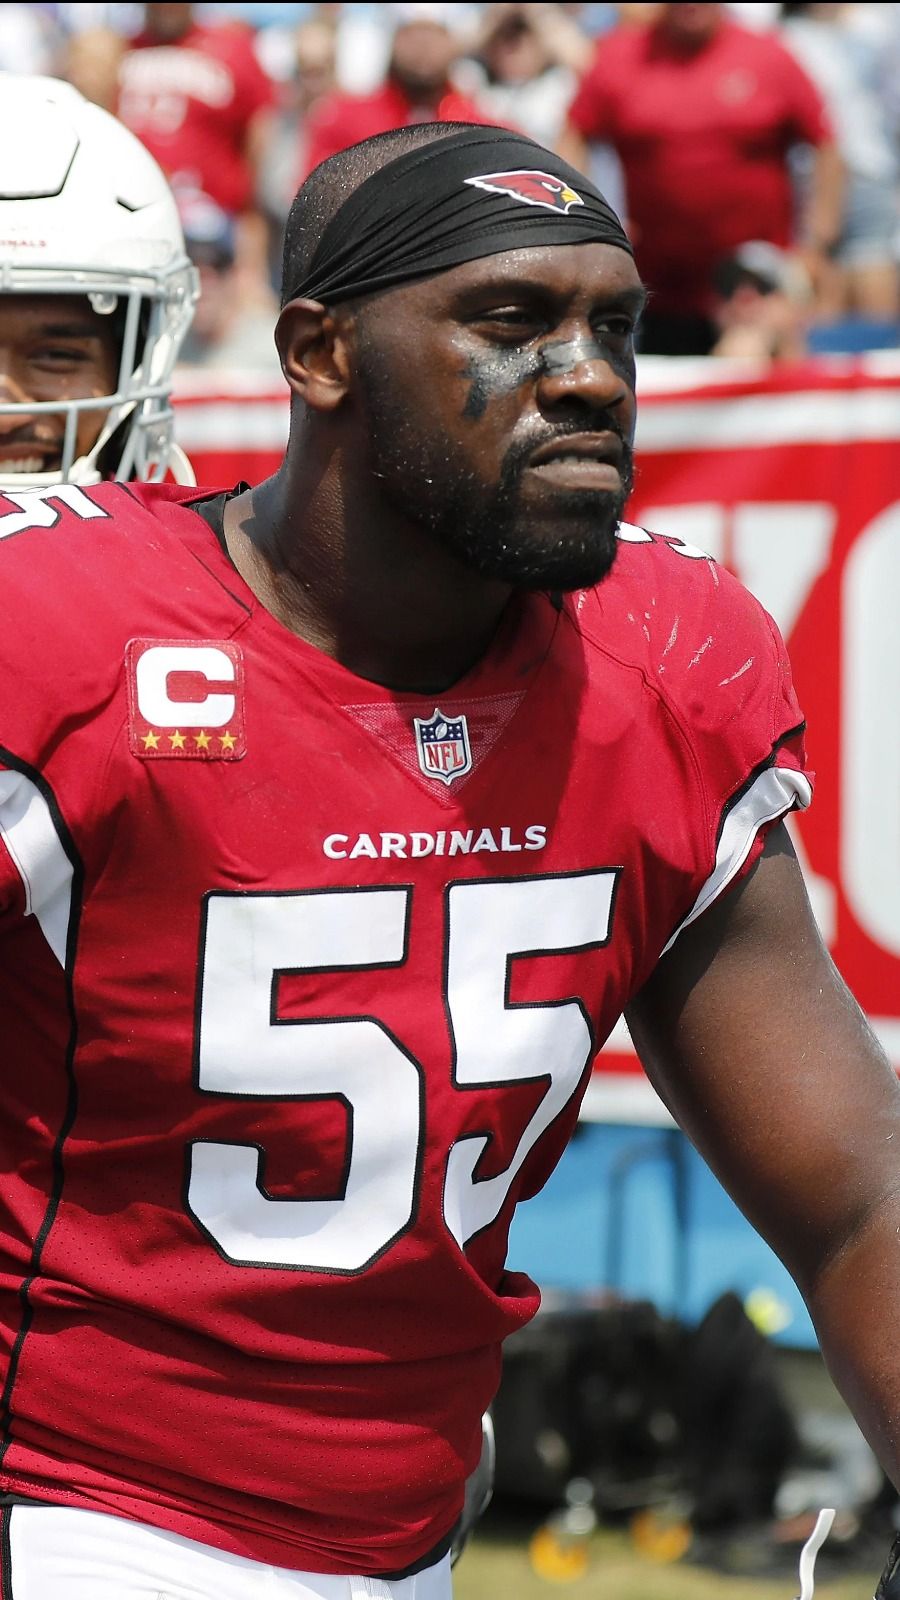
[224,471,514,694]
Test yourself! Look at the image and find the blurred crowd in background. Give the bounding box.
[6,0,900,369]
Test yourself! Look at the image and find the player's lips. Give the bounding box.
[0,443,59,472]
[526,432,624,488]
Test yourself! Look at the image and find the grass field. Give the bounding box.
[454,1516,882,1599]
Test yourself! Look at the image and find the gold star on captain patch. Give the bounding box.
[169,730,186,750]
[141,730,160,750]
[219,730,236,751]
[194,730,211,750]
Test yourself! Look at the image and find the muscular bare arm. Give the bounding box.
[626,821,900,1482]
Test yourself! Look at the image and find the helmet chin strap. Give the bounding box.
[794,1508,834,1600]
[89,384,196,486]
[166,441,196,486]
[64,392,196,489]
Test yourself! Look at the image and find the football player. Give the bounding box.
[1,118,900,1600]
[0,75,197,490]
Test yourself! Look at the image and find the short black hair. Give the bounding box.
[281,122,488,306]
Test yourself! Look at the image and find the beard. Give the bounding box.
[356,358,634,593]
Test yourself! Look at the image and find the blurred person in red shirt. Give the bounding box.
[118,2,276,300]
[301,4,494,181]
[559,2,842,353]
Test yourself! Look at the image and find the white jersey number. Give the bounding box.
[443,873,617,1246]
[187,872,617,1272]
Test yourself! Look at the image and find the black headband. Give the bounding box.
[285,128,633,306]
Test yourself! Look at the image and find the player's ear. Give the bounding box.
[275,299,351,413]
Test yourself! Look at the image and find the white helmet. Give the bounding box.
[0,75,199,488]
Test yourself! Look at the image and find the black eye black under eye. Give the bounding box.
[460,341,545,419]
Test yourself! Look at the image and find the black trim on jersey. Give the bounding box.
[441,866,622,1252]
[0,750,84,1473]
[185,885,426,1274]
[119,481,244,568]
[190,488,240,563]
[657,720,809,954]
[0,1504,11,1600]
[383,1518,458,1580]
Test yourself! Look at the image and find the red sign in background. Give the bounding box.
[173,356,900,1121]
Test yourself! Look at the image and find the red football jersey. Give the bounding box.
[117,22,275,215]
[0,483,810,1575]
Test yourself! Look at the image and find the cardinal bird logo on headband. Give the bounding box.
[465,169,585,214]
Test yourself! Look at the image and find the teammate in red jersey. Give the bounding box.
[1,118,899,1600]
[0,76,197,492]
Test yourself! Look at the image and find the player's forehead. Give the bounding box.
[383,241,645,318]
[0,293,114,340]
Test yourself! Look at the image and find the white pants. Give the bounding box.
[2,1505,453,1600]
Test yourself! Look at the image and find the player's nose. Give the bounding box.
[0,362,35,417]
[536,333,630,412]
[0,365,43,437]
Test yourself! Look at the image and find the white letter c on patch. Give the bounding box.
[135,646,236,729]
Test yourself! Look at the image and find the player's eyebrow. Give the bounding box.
[588,285,648,317]
[30,317,107,340]
[455,276,648,317]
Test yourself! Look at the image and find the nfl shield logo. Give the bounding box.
[413,707,473,786]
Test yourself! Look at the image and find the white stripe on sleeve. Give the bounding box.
[0,768,73,967]
[662,765,812,955]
